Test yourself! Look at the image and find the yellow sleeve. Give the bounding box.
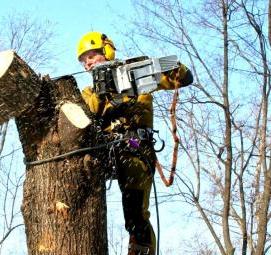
[158,63,193,90]
[81,86,105,115]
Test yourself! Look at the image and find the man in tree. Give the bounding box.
[77,31,193,255]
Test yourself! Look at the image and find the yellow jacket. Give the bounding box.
[82,63,193,132]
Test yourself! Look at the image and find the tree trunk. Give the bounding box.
[254,24,270,255]
[8,60,108,253]
[222,2,234,254]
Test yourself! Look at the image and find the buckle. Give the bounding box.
[137,128,152,140]
[142,247,150,254]
[128,243,150,254]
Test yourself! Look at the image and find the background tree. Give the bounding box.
[120,0,270,254]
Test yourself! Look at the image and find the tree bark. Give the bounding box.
[0,50,41,124]
[254,20,270,255]
[14,71,108,254]
[222,2,234,254]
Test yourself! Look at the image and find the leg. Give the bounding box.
[117,148,156,254]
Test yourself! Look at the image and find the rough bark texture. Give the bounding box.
[254,26,270,255]
[0,50,41,124]
[16,76,108,255]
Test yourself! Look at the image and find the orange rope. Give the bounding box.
[156,89,179,187]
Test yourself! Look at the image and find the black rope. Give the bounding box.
[51,70,91,80]
[138,149,160,255]
[152,174,160,255]
[106,144,119,190]
[24,138,127,166]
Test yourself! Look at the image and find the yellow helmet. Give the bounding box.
[77,31,116,61]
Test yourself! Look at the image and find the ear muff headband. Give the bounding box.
[101,34,116,60]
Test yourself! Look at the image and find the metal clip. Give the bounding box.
[137,128,150,140]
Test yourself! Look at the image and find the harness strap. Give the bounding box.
[128,243,151,255]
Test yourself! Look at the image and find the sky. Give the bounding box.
[0,1,203,254]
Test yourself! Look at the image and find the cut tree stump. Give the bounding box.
[0,50,41,124]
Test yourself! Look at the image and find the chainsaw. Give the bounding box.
[91,55,179,96]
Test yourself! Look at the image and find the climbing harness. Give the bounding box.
[101,130,161,255]
[106,135,124,190]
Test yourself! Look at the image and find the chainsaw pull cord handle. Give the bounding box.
[156,88,179,187]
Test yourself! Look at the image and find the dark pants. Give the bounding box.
[116,141,156,254]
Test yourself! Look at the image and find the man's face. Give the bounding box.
[80,50,107,71]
